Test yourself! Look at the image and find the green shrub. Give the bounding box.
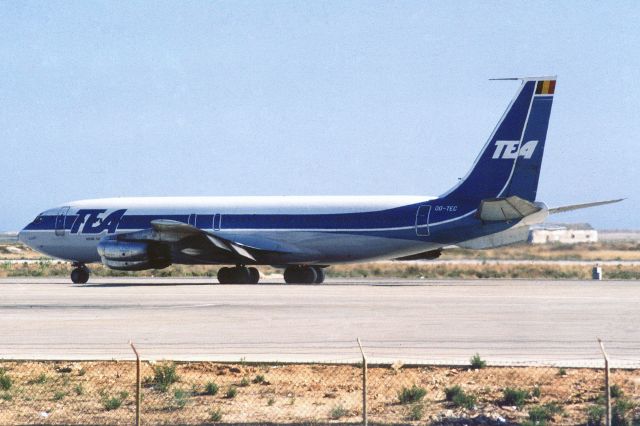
[610,384,624,398]
[210,407,223,422]
[239,377,250,387]
[173,388,189,409]
[0,372,12,391]
[470,353,486,369]
[102,391,128,411]
[612,398,635,426]
[531,385,541,398]
[74,384,85,396]
[330,404,348,419]
[52,390,66,401]
[253,374,266,384]
[407,403,424,421]
[267,397,275,406]
[398,385,427,404]
[205,381,219,396]
[452,391,477,409]
[444,385,463,402]
[586,405,605,426]
[502,387,529,408]
[34,373,48,384]
[558,367,567,376]
[225,386,237,399]
[152,362,178,392]
[1,392,12,401]
[528,403,563,424]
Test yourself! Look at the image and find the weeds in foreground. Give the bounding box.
[210,407,223,422]
[586,405,605,426]
[502,387,529,408]
[0,371,12,391]
[225,386,237,399]
[525,403,563,425]
[101,390,129,411]
[398,385,427,404]
[470,353,487,369]
[610,384,624,398]
[407,403,424,420]
[444,384,477,409]
[612,398,635,426]
[173,388,189,409]
[330,404,348,419]
[205,381,219,396]
[152,362,178,392]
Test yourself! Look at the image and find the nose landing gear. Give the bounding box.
[70,263,90,284]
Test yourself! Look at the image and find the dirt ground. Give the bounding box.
[0,361,638,425]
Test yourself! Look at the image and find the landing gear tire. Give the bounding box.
[70,266,90,284]
[284,266,318,284]
[217,267,232,284]
[312,267,325,284]
[248,267,260,284]
[217,266,259,284]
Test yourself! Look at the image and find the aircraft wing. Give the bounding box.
[150,220,264,261]
[548,198,624,215]
[110,219,293,264]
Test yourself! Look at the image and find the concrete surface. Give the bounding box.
[1,277,639,367]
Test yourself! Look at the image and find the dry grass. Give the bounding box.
[2,242,640,280]
[0,361,638,425]
[442,242,640,261]
[3,260,640,280]
[329,262,640,280]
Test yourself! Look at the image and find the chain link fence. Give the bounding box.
[1,351,639,425]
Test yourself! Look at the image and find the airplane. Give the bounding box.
[18,77,622,284]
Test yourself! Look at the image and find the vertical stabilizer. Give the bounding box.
[440,78,555,205]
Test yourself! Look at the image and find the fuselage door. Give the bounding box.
[415,205,431,236]
[55,206,70,237]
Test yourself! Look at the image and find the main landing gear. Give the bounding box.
[70,263,90,284]
[283,266,325,284]
[217,265,260,284]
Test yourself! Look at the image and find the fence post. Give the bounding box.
[357,338,367,426]
[130,341,142,426]
[598,338,611,426]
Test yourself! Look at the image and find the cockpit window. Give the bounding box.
[33,215,45,224]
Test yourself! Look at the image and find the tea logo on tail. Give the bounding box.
[492,140,539,160]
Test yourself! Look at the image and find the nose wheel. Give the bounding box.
[70,264,90,284]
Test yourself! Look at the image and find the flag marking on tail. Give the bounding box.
[535,80,555,95]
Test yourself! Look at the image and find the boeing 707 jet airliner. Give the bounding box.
[19,77,621,284]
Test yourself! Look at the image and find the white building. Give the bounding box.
[529,223,598,244]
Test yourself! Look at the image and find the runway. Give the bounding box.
[1,277,639,367]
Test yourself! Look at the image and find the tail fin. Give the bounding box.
[441,77,556,204]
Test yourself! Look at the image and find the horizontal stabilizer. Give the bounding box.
[549,198,624,214]
[478,196,541,221]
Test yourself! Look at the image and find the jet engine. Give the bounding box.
[97,239,171,271]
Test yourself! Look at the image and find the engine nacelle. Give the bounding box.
[97,239,171,271]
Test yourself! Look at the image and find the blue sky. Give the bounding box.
[1,1,638,230]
